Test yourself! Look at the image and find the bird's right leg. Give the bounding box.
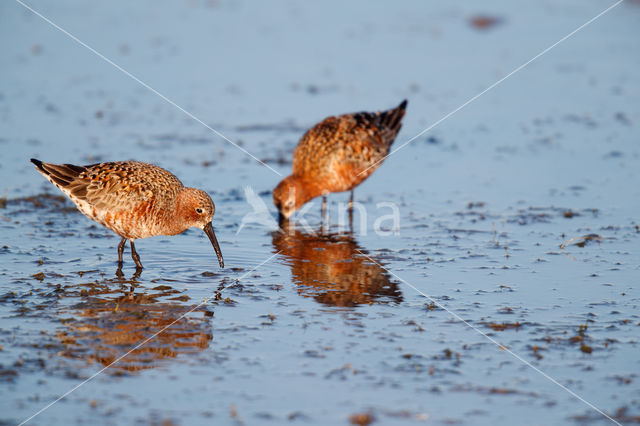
[348,190,354,231]
[321,196,328,232]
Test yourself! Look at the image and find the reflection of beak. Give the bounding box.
[203,222,224,268]
[278,211,287,227]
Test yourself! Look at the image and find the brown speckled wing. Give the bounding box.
[295,116,369,173]
[292,100,406,191]
[79,162,183,211]
[351,99,406,148]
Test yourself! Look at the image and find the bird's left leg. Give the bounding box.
[321,196,328,223]
[116,237,127,275]
[348,190,354,230]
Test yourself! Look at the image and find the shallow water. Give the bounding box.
[1,0,640,425]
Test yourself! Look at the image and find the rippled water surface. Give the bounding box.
[1,1,639,425]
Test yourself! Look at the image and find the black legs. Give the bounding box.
[116,237,143,276]
[321,196,328,221]
[319,192,355,232]
[117,237,127,275]
[348,190,354,229]
[130,240,143,271]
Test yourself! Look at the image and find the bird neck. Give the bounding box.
[163,191,191,236]
[289,174,324,207]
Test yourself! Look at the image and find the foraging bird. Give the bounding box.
[30,159,224,273]
[273,100,407,222]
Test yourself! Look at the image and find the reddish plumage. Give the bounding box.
[31,159,224,273]
[273,100,407,219]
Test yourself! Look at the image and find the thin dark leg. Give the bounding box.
[117,237,127,272]
[321,196,328,221]
[130,239,143,271]
[348,190,354,231]
[321,195,328,234]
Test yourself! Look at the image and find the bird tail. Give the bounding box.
[376,99,407,147]
[30,158,87,189]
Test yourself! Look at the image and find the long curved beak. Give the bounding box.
[203,222,224,268]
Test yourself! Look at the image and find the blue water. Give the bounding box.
[1,0,639,424]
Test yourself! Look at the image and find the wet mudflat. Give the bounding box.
[1,0,639,425]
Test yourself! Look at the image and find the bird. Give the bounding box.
[273,99,407,223]
[30,159,224,274]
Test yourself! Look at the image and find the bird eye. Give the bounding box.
[196,208,203,214]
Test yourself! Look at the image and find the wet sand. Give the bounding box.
[1,0,639,424]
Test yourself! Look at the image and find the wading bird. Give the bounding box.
[273,100,407,224]
[31,159,224,274]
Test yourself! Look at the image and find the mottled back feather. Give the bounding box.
[30,158,224,268]
[351,99,407,148]
[31,159,188,237]
[32,160,183,208]
[291,100,407,190]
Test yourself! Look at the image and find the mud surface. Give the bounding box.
[1,0,639,425]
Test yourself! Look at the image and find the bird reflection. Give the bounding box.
[56,278,212,373]
[272,224,402,307]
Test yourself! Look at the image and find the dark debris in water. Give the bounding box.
[508,206,598,226]
[234,121,306,134]
[349,412,375,425]
[572,406,640,424]
[3,193,75,214]
[484,321,522,332]
[468,15,504,31]
[152,133,211,145]
[560,234,602,249]
[260,155,293,166]
[569,324,595,355]
[452,384,539,399]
